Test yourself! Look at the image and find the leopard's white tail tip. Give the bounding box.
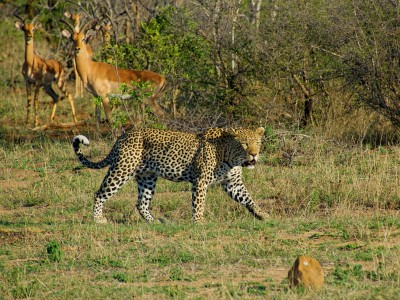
[72,135,90,146]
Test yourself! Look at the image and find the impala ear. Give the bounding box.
[15,21,24,30]
[64,11,72,19]
[61,29,71,39]
[34,22,42,30]
[85,29,96,42]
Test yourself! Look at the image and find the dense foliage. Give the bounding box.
[4,0,400,132]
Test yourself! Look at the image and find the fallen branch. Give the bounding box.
[108,93,133,100]
[32,120,86,131]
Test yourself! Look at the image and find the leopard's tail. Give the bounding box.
[72,135,113,169]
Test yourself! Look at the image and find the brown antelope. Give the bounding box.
[15,15,77,128]
[98,21,112,47]
[62,26,166,124]
[63,12,94,98]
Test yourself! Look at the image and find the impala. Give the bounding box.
[63,12,97,99]
[62,27,166,125]
[15,15,77,127]
[98,21,112,47]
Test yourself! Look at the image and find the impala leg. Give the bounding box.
[43,84,60,124]
[102,96,112,125]
[49,102,57,124]
[79,79,84,98]
[73,60,83,98]
[145,80,166,118]
[145,95,165,118]
[67,93,77,122]
[54,68,77,123]
[95,105,101,130]
[25,82,32,126]
[80,79,84,98]
[33,85,40,127]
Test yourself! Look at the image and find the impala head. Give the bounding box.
[62,29,94,56]
[102,22,112,33]
[62,12,98,56]
[97,21,112,43]
[15,21,42,44]
[14,11,41,44]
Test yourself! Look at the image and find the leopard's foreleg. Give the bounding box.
[136,174,158,222]
[191,177,210,223]
[222,168,268,220]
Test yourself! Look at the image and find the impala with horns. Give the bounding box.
[63,11,95,98]
[15,13,77,128]
[62,23,166,125]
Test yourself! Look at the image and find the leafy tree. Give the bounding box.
[98,6,216,118]
[336,0,400,128]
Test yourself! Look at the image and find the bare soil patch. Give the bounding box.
[0,168,39,189]
[0,227,45,245]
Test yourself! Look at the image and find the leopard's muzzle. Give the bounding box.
[242,154,258,169]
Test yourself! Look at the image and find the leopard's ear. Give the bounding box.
[226,128,238,136]
[256,127,265,136]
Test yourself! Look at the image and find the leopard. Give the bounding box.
[72,126,268,223]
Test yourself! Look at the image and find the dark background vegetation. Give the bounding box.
[1,0,400,144]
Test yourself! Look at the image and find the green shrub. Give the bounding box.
[46,241,63,262]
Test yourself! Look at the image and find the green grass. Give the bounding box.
[1,132,400,299]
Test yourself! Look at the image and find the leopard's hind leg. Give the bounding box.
[93,161,137,223]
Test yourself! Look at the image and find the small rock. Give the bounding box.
[288,255,324,290]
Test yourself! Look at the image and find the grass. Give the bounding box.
[1,127,400,299]
[1,16,400,299]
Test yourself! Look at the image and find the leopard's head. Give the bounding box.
[201,127,265,169]
[230,127,264,169]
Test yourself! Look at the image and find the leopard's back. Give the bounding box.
[129,128,201,182]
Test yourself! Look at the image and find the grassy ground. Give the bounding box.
[1,16,400,300]
[1,116,400,299]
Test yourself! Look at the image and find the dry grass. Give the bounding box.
[1,123,400,299]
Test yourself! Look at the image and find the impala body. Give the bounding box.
[64,12,94,98]
[15,21,77,127]
[62,29,166,124]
